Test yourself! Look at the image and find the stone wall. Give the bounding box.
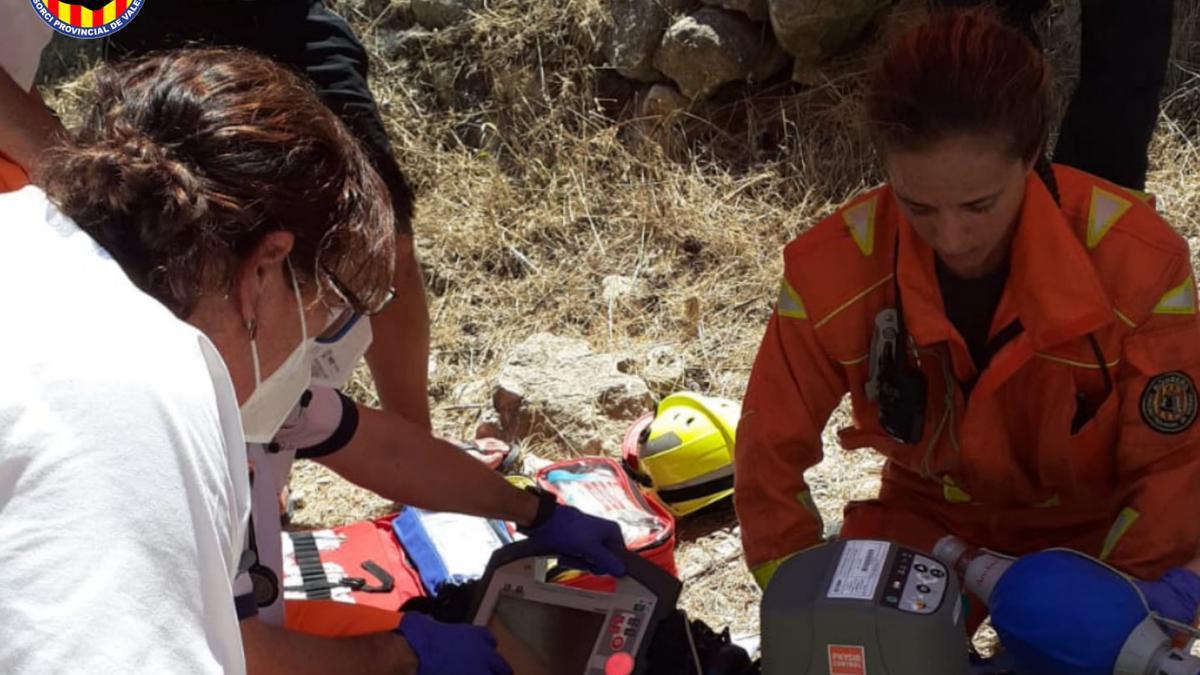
[605,0,896,114]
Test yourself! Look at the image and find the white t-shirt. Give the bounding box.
[0,187,251,673]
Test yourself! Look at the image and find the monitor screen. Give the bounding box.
[487,594,608,675]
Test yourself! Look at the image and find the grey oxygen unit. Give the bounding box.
[761,539,972,675]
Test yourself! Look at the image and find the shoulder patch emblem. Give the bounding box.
[843,197,878,257]
[1086,187,1133,248]
[777,279,808,320]
[1153,278,1197,315]
[1140,372,1198,434]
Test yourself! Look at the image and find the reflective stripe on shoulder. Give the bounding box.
[1086,186,1133,248]
[777,279,808,320]
[1153,277,1197,315]
[1129,189,1157,210]
[843,196,879,256]
[1099,507,1140,561]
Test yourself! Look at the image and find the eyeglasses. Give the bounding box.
[319,266,397,341]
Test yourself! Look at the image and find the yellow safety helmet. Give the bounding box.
[621,392,740,517]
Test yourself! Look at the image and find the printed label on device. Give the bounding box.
[827,541,890,600]
[828,645,867,675]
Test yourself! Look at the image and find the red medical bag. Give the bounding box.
[282,514,425,637]
[535,457,678,591]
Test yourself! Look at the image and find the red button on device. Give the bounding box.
[605,652,634,675]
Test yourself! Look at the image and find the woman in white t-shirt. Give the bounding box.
[0,48,404,673]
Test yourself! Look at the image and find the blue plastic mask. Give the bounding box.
[989,549,1149,675]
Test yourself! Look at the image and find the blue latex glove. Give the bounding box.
[519,502,627,577]
[1135,568,1200,625]
[989,550,1147,675]
[397,612,512,675]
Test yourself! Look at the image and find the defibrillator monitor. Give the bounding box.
[471,541,681,675]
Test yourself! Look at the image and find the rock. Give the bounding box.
[753,37,793,82]
[474,408,504,440]
[378,27,434,62]
[700,0,767,21]
[654,8,788,100]
[768,0,892,68]
[451,379,490,405]
[602,275,651,304]
[340,0,394,17]
[642,345,686,388]
[791,58,822,86]
[490,333,654,455]
[411,0,479,28]
[640,83,691,117]
[607,0,690,82]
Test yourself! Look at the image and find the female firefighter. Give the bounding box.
[735,8,1200,625]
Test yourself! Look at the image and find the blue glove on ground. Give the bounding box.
[519,501,628,578]
[397,612,512,675]
[1134,567,1200,625]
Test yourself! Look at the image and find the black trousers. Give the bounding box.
[105,1,415,232]
[930,0,1175,191]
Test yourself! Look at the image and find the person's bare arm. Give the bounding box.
[241,617,416,675]
[0,69,62,171]
[316,404,539,526]
[365,235,432,428]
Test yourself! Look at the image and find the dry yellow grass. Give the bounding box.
[37,0,1200,644]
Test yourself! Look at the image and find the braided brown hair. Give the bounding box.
[37,48,395,318]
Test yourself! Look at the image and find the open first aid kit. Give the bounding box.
[279,457,678,637]
[281,515,425,637]
[535,457,679,590]
[393,507,516,594]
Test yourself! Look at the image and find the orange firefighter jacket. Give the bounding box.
[736,164,1200,587]
[0,154,28,192]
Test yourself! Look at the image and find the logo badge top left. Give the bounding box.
[28,0,144,40]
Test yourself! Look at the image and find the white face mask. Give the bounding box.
[311,314,373,389]
[240,264,315,444]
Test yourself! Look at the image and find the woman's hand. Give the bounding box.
[1134,567,1200,625]
[518,499,628,578]
[397,612,512,675]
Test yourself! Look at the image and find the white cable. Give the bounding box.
[1156,614,1200,640]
